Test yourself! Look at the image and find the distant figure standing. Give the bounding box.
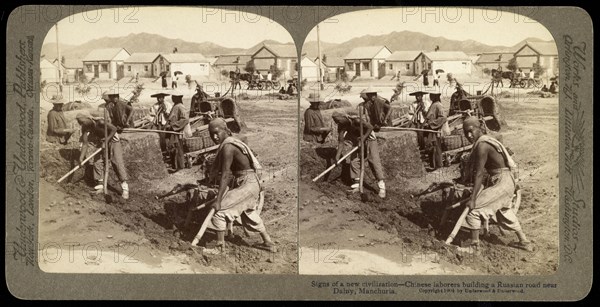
[172,75,178,89]
[433,71,441,88]
[135,72,139,83]
[267,71,272,82]
[161,74,168,89]
[415,70,429,87]
[529,69,535,79]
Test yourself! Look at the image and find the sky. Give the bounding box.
[43,7,554,48]
[305,7,554,47]
[43,6,294,48]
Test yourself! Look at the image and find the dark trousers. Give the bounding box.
[168,135,185,170]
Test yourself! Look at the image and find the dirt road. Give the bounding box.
[299,91,559,275]
[39,90,298,274]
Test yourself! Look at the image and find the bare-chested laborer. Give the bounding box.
[459,116,532,253]
[205,118,275,252]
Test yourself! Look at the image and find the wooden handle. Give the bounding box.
[380,126,441,134]
[312,146,359,182]
[57,148,103,183]
[122,128,183,135]
[445,206,470,245]
[191,208,216,246]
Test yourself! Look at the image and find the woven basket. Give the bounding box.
[442,134,470,151]
[183,137,205,153]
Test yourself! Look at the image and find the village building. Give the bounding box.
[476,52,514,70]
[153,53,211,78]
[40,58,61,84]
[213,54,252,74]
[124,53,160,78]
[421,51,472,75]
[314,56,345,82]
[51,58,83,83]
[82,48,131,80]
[251,44,298,79]
[300,56,319,82]
[343,46,392,79]
[513,41,558,77]
[385,51,421,76]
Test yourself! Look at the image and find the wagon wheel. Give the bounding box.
[263,81,271,90]
[519,80,527,88]
[257,82,264,90]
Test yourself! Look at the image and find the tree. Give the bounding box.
[483,68,491,75]
[506,57,518,72]
[244,61,256,73]
[322,54,328,64]
[61,56,66,64]
[532,62,546,78]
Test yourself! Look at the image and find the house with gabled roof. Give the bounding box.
[513,41,558,77]
[251,44,298,79]
[153,53,211,78]
[213,54,253,73]
[343,46,392,79]
[82,48,131,80]
[476,52,514,70]
[314,56,345,81]
[124,53,160,78]
[385,51,422,76]
[420,51,472,75]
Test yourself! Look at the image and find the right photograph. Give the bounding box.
[299,7,559,275]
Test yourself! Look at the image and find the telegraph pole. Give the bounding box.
[55,23,63,94]
[317,23,324,90]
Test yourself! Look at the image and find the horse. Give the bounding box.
[229,71,253,89]
[491,69,516,88]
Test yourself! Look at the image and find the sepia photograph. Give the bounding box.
[37,6,298,274]
[299,7,559,275]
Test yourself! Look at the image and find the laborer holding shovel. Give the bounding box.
[201,118,275,253]
[332,111,386,198]
[408,90,429,149]
[75,113,129,199]
[458,116,532,254]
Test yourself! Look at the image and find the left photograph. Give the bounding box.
[38,6,298,274]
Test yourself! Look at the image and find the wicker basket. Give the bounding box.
[183,137,205,153]
[442,134,471,151]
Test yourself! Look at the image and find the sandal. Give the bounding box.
[508,241,534,252]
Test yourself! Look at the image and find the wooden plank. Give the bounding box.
[443,144,473,155]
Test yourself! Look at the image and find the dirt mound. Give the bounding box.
[377,131,425,178]
[117,132,169,182]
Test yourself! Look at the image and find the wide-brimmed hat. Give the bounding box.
[360,86,378,95]
[150,93,170,98]
[409,91,429,96]
[50,96,67,104]
[307,93,322,103]
[429,92,442,102]
[171,94,184,104]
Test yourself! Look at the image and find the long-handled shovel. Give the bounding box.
[312,146,358,182]
[103,107,111,203]
[57,148,102,183]
[445,205,470,245]
[191,187,228,246]
[359,105,365,195]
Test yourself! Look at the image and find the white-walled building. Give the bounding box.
[343,46,392,79]
[514,41,558,77]
[153,53,211,78]
[82,48,131,80]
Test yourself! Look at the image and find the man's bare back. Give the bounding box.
[220,143,252,172]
